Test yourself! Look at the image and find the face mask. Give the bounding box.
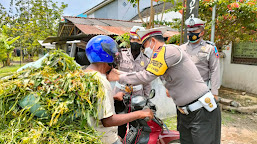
[130,42,142,59]
[144,39,156,58]
[188,32,202,43]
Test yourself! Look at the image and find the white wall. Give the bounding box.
[150,78,177,118]
[117,0,153,21]
[91,1,119,19]
[222,43,257,94]
[88,0,157,21]
[133,11,182,23]
[110,78,177,119]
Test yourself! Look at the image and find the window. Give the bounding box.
[123,2,127,7]
[232,42,257,65]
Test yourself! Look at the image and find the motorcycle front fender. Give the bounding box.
[158,130,180,144]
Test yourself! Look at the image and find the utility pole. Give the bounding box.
[179,0,185,45]
[211,4,217,42]
[183,0,199,43]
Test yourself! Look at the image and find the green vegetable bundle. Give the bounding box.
[0,50,104,143]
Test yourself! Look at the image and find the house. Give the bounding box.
[82,0,181,22]
[83,0,154,21]
[131,2,182,23]
[43,16,179,66]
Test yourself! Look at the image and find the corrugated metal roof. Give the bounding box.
[74,24,131,35]
[64,16,142,27]
[99,26,131,35]
[75,24,107,35]
[60,16,179,37]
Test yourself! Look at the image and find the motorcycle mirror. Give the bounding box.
[149,89,155,99]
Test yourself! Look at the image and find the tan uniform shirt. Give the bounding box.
[89,72,118,144]
[180,40,220,95]
[119,44,209,106]
[114,48,151,97]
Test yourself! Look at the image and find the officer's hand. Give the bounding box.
[140,109,154,121]
[214,95,219,101]
[107,69,120,81]
[114,92,124,101]
[166,89,171,98]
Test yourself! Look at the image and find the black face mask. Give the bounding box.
[187,32,202,43]
[130,42,142,59]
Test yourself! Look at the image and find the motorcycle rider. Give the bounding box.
[84,35,154,144]
[107,27,221,144]
[113,26,151,138]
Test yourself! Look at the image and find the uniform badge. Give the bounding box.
[205,97,211,103]
[153,53,158,59]
[213,46,219,58]
[192,35,197,40]
[189,18,195,26]
[201,46,206,52]
[146,46,168,76]
[204,97,213,108]
[140,61,144,67]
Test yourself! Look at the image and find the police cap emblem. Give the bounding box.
[188,19,195,26]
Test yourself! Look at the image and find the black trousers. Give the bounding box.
[177,105,221,144]
[114,100,127,138]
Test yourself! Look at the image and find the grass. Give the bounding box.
[221,111,234,125]
[163,116,177,130]
[11,56,39,62]
[0,63,25,78]
[0,56,39,78]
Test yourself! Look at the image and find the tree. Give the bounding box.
[2,0,67,58]
[114,33,131,48]
[127,0,178,29]
[0,25,20,66]
[167,0,257,49]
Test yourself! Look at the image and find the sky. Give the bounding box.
[0,0,104,16]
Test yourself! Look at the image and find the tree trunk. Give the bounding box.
[159,1,166,27]
[221,104,257,114]
[137,0,146,24]
[147,0,154,29]
[3,61,7,67]
[6,53,10,66]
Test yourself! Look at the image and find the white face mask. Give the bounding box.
[144,39,156,58]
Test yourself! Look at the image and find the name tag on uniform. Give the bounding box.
[140,61,144,67]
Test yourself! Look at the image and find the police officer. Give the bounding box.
[108,27,221,144]
[114,26,151,99]
[181,18,220,100]
[113,26,151,138]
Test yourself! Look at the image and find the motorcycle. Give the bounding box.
[121,87,180,144]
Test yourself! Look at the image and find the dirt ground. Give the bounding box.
[219,87,257,144]
[219,87,257,107]
[221,112,257,144]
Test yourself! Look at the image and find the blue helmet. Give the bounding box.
[86,35,118,63]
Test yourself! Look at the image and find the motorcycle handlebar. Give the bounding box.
[143,106,150,122]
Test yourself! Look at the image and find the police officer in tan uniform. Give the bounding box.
[114,26,151,99]
[113,26,151,138]
[108,27,221,144]
[181,18,220,100]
